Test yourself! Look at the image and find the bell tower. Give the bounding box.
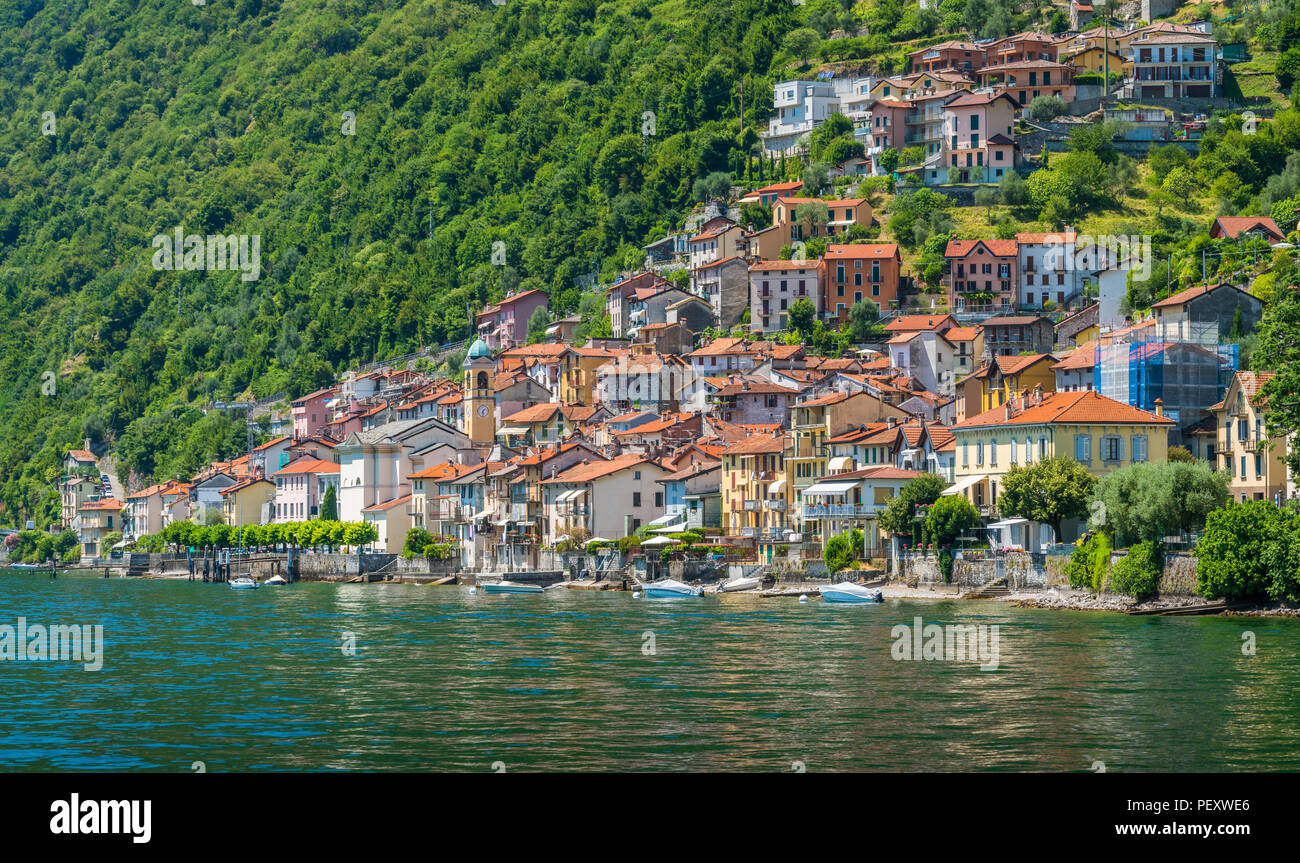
[463,338,496,445]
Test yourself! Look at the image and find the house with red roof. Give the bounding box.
[477,288,548,352]
[822,243,903,322]
[939,90,1018,185]
[944,239,1018,312]
[949,389,1173,533]
[540,453,674,544]
[1209,216,1284,244]
[1210,371,1294,504]
[273,457,341,522]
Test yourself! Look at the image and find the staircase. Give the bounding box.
[964,578,1009,599]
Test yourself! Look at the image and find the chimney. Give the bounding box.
[1154,397,1164,417]
[1033,383,1043,406]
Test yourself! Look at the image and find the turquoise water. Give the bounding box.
[1,571,1298,772]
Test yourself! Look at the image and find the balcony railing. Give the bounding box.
[764,499,786,511]
[743,500,759,511]
[802,504,879,519]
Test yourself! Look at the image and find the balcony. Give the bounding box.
[764,499,786,511]
[741,527,757,538]
[743,500,759,512]
[802,504,879,519]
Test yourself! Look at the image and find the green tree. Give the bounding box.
[319,485,338,522]
[783,28,821,65]
[1091,461,1229,546]
[525,306,551,345]
[878,474,948,544]
[997,456,1096,542]
[1195,500,1300,602]
[403,526,434,559]
[1255,284,1300,479]
[923,495,980,579]
[788,297,817,337]
[1109,540,1163,600]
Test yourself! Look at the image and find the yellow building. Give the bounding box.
[77,498,123,558]
[787,391,909,516]
[219,478,274,527]
[1061,46,1132,77]
[949,390,1173,523]
[560,346,619,406]
[1211,372,1293,503]
[969,353,1057,414]
[721,432,790,559]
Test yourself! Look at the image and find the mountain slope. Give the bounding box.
[0,0,799,524]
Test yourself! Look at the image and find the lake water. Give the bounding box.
[2,571,1298,772]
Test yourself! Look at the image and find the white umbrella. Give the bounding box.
[641,535,683,547]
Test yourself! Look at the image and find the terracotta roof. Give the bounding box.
[725,432,787,455]
[1151,283,1233,309]
[80,497,124,510]
[954,390,1174,429]
[823,243,899,260]
[796,391,851,408]
[945,239,1017,257]
[274,457,340,476]
[824,466,928,481]
[1052,346,1097,371]
[1238,371,1276,401]
[362,494,412,512]
[1211,216,1283,240]
[752,181,804,195]
[67,449,96,462]
[945,326,980,342]
[541,453,660,484]
[884,315,956,332]
[409,461,481,481]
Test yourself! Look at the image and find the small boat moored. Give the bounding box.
[265,575,288,585]
[228,577,261,590]
[819,581,884,603]
[482,580,544,594]
[719,575,761,592]
[643,578,703,598]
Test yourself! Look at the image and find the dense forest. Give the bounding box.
[0,0,820,526]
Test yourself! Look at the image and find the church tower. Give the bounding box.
[463,338,496,445]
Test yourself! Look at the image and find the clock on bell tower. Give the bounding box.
[463,337,496,445]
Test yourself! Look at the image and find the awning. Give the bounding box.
[942,475,987,496]
[641,535,682,547]
[827,456,854,471]
[497,426,530,436]
[472,508,493,520]
[556,489,580,503]
[987,518,1029,529]
[803,479,860,497]
[648,512,684,527]
[769,478,787,495]
[492,518,510,526]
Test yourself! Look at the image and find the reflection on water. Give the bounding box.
[1,571,1298,772]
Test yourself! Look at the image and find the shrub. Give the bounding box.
[1065,532,1111,592]
[1109,541,1163,600]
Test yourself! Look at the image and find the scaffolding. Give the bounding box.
[1094,320,1238,439]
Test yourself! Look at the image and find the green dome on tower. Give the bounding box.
[465,337,491,361]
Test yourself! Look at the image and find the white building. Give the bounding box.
[762,80,841,154]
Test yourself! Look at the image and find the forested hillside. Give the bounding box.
[0,0,804,525]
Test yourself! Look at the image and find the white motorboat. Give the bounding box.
[481,580,544,594]
[719,575,761,592]
[818,581,884,603]
[265,575,288,585]
[228,577,260,590]
[642,578,703,598]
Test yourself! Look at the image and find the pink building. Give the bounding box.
[944,239,1019,313]
[291,387,336,440]
[272,457,341,522]
[477,289,548,351]
[941,91,1018,184]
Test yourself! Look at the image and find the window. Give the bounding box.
[962,440,969,467]
[976,441,984,466]
[1132,435,1147,463]
[1241,456,1247,479]
[1101,435,1124,462]
[632,492,642,507]
[1255,454,1263,478]
[1238,419,1248,442]
[1074,434,1091,463]
[990,439,998,466]
[654,491,664,507]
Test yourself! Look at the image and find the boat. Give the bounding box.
[481,580,544,594]
[228,577,260,590]
[818,581,884,603]
[7,563,41,570]
[643,578,703,598]
[719,575,761,592]
[265,575,288,586]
